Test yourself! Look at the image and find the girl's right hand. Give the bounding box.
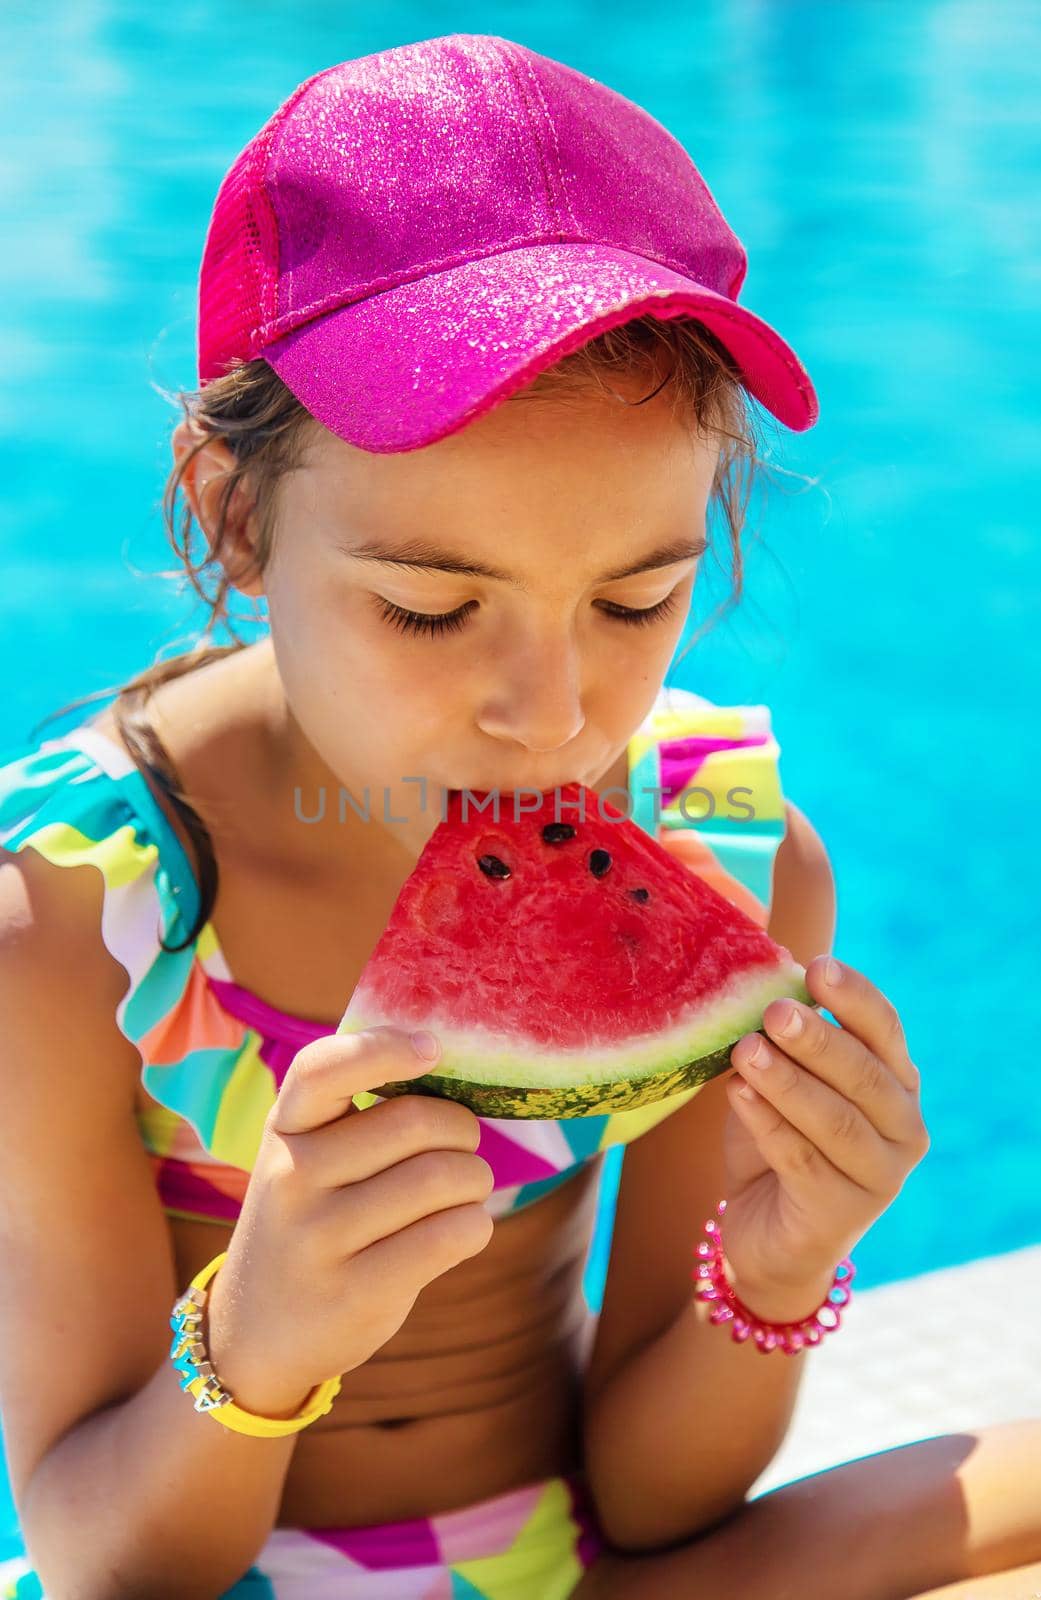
[204,1026,495,1417]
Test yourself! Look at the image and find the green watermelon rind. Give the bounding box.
[339,961,813,1120]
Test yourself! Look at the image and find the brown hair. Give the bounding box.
[35,316,782,951]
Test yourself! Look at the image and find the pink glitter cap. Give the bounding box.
[197,34,819,450]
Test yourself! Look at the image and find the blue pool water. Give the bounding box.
[1,0,1039,1560]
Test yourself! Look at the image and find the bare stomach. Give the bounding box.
[168,1155,604,1527]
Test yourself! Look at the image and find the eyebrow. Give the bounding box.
[342,534,708,590]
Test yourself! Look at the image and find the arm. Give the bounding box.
[0,848,299,1600]
[582,802,838,1554]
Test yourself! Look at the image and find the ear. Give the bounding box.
[171,418,266,599]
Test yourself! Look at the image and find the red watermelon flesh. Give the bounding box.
[337,783,812,1119]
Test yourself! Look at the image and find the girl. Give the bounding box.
[2,33,1040,1600]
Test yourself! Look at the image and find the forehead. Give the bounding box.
[285,400,718,595]
[297,380,721,513]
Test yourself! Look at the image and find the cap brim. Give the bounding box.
[262,241,818,452]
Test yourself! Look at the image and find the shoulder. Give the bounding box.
[769,799,836,966]
[638,684,834,936]
[777,799,832,880]
[0,834,144,1101]
[0,733,165,1055]
[0,726,212,1042]
[638,686,832,942]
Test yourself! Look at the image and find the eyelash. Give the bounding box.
[374,591,681,638]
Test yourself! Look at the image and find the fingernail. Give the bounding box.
[411,1030,441,1061]
[824,958,842,986]
[775,1006,803,1038]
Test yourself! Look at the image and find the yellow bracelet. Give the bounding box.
[169,1250,342,1437]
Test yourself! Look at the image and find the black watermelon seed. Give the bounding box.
[542,822,577,844]
[477,854,511,880]
[588,849,612,878]
[629,887,650,904]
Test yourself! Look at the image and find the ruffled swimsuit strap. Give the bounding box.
[626,684,787,924]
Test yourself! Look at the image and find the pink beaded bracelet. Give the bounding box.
[692,1199,856,1354]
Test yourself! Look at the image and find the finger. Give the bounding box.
[325,1147,495,1256]
[349,1203,495,1300]
[281,1091,483,1190]
[725,1062,857,1190]
[726,1071,854,1198]
[730,1039,908,1197]
[272,1028,439,1135]
[753,995,920,1145]
[801,956,920,1091]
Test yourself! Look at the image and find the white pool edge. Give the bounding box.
[748,1240,1041,1498]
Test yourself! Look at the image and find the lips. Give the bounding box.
[448,777,586,796]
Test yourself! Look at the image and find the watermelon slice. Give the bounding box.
[337,784,813,1119]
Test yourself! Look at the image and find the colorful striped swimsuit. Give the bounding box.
[0,683,787,1599]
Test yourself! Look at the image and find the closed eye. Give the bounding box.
[374,591,682,638]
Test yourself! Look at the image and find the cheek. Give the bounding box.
[268,582,462,743]
[267,576,381,675]
[596,623,686,739]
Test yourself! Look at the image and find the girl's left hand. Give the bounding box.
[719,955,930,1306]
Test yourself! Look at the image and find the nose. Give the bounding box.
[476,626,586,754]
